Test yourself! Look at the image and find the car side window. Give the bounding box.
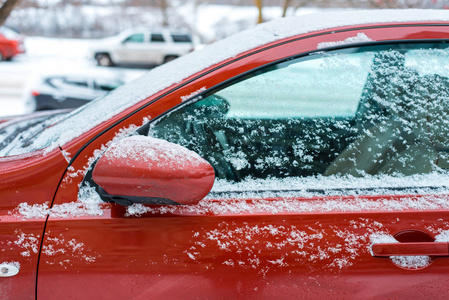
[151,33,165,42]
[124,34,144,43]
[63,78,89,88]
[149,43,449,182]
[171,34,192,43]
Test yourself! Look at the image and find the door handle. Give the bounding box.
[372,242,449,257]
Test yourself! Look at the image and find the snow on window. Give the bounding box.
[4,10,448,155]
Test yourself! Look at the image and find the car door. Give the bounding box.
[37,40,449,298]
[115,33,149,64]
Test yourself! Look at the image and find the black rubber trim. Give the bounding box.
[35,214,50,299]
[96,186,181,206]
[208,186,449,198]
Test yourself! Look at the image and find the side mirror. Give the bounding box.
[92,136,215,206]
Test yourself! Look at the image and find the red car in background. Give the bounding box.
[2,9,449,299]
[0,26,25,61]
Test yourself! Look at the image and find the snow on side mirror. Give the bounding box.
[92,135,215,206]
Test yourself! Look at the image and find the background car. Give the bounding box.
[0,109,70,153]
[0,26,25,61]
[90,27,194,67]
[2,10,449,299]
[24,73,125,111]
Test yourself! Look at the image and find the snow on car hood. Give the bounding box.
[6,9,449,156]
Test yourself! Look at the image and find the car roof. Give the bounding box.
[120,27,191,35]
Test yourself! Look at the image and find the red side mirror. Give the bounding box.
[92,135,215,206]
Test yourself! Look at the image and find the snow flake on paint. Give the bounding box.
[16,202,49,219]
[317,33,373,49]
[43,233,99,267]
[125,192,449,218]
[13,230,40,257]
[103,135,205,171]
[185,218,388,275]
[64,118,149,185]
[180,86,206,102]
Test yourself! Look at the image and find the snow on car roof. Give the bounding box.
[14,9,449,155]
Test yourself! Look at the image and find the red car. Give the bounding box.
[2,10,449,299]
[0,26,25,61]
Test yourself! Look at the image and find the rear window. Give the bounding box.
[171,34,192,43]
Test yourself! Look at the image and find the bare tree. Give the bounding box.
[254,0,263,23]
[282,0,314,17]
[0,0,22,26]
[157,0,170,26]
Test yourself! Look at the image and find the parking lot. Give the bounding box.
[0,37,146,117]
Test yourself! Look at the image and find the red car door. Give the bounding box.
[37,26,449,298]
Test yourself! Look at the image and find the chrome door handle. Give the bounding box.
[372,242,449,257]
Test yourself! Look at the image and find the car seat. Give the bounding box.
[324,51,449,176]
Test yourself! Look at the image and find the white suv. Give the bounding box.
[91,28,194,67]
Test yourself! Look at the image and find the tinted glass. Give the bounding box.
[151,33,165,42]
[171,34,192,43]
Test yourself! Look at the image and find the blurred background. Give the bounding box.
[0,0,447,117]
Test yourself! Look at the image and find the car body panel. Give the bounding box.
[37,207,449,299]
[0,149,68,299]
[26,23,449,298]
[0,27,25,60]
